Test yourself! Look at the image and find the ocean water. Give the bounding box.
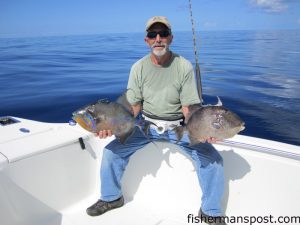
[0,30,299,146]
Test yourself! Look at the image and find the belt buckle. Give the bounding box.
[155,122,166,134]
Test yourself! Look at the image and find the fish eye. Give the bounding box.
[76,109,86,115]
[87,108,95,114]
[98,99,110,104]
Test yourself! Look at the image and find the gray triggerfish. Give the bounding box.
[175,97,245,145]
[72,92,135,144]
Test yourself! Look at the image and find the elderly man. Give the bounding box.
[86,16,226,225]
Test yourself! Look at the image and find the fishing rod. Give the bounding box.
[188,0,203,103]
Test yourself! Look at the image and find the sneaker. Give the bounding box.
[86,196,124,216]
[198,208,227,225]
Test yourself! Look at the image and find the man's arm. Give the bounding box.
[132,103,141,117]
[182,105,189,118]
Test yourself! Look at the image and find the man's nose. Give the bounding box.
[155,34,161,42]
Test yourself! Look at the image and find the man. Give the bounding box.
[86,16,226,225]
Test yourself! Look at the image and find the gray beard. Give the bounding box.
[151,43,169,57]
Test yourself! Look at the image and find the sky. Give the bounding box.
[0,0,300,38]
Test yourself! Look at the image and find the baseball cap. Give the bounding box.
[145,16,172,31]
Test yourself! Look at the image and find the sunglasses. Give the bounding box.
[147,30,170,39]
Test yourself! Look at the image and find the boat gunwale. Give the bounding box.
[220,139,300,161]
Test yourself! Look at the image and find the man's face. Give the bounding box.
[145,23,173,57]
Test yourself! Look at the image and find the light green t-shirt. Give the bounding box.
[127,52,200,119]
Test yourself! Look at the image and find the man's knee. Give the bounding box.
[194,143,223,167]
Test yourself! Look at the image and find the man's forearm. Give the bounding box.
[182,106,189,118]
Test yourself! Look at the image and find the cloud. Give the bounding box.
[250,0,288,13]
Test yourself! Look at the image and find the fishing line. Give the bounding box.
[188,0,203,103]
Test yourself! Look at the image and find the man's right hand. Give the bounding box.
[94,130,113,139]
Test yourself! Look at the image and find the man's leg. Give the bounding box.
[100,127,151,201]
[87,127,151,216]
[168,130,225,217]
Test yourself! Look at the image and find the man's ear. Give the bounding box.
[169,34,174,44]
[144,37,150,46]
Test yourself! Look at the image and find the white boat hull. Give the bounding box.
[1,117,299,225]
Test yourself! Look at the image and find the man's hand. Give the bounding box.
[132,104,141,117]
[95,130,113,139]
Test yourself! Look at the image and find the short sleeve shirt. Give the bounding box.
[127,52,200,118]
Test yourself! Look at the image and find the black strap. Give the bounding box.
[142,111,184,121]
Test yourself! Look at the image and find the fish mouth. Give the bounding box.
[73,116,91,131]
[72,112,97,132]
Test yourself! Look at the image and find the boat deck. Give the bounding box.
[1,117,300,225]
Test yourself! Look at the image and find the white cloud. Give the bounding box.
[250,0,288,13]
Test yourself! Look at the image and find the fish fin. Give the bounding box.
[142,120,154,136]
[215,96,223,106]
[135,119,156,137]
[116,129,134,144]
[174,126,185,143]
[116,91,134,115]
[133,120,160,149]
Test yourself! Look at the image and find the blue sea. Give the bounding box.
[0,30,299,146]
